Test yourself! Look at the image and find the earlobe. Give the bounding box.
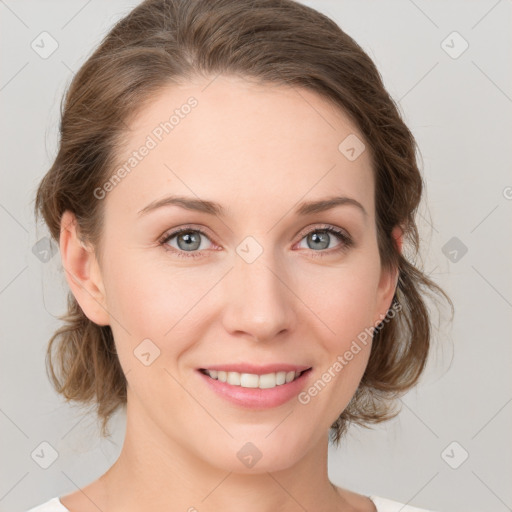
[59,210,110,326]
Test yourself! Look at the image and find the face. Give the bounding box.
[63,75,399,473]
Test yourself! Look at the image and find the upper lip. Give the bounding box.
[199,363,312,375]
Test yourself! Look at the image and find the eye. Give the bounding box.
[295,225,353,257]
[159,226,215,259]
[159,223,354,259]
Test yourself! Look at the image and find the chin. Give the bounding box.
[194,428,314,474]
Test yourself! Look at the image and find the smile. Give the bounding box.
[199,369,310,389]
[197,364,313,408]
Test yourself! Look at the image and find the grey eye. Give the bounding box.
[298,229,343,251]
[306,231,330,250]
[165,230,212,252]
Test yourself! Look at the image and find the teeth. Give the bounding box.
[276,371,286,385]
[203,370,304,389]
[240,373,259,388]
[227,372,241,385]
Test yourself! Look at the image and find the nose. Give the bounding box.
[221,246,297,343]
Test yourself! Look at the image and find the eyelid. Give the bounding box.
[159,224,215,242]
[294,223,351,243]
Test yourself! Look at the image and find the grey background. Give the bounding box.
[1,1,511,511]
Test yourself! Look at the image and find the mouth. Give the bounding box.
[198,367,312,390]
[197,365,313,409]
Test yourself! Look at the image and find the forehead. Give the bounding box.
[106,75,375,223]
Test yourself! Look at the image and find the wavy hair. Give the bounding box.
[34,0,454,443]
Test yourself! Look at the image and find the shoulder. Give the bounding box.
[370,496,439,512]
[25,497,70,512]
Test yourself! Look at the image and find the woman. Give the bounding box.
[29,0,453,510]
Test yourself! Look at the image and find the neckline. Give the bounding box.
[57,497,71,511]
[368,495,379,511]
[55,494,381,511]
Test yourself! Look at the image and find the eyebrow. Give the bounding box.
[137,194,368,219]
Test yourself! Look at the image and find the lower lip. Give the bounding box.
[197,369,312,409]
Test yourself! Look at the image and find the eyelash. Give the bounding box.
[158,224,354,260]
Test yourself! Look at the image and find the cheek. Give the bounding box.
[292,257,379,408]
[295,257,380,345]
[101,250,218,362]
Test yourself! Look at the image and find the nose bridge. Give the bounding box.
[221,239,296,340]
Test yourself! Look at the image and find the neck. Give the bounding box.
[101,400,352,511]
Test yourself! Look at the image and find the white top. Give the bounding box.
[25,495,439,511]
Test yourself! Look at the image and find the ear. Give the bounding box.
[59,210,110,326]
[373,225,403,327]
[392,224,403,253]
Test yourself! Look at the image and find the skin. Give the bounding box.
[58,75,402,512]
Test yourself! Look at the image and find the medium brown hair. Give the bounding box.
[34,0,454,443]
